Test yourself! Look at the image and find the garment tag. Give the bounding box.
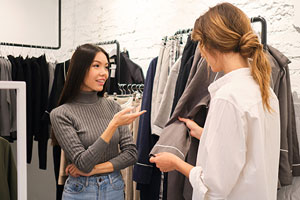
[110,64,116,78]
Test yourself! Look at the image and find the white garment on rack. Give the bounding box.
[152,57,181,136]
[116,96,141,200]
[151,42,171,135]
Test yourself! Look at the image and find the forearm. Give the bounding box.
[100,121,118,143]
[174,157,194,178]
[90,161,114,175]
[109,144,137,171]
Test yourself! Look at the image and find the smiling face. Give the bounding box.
[80,51,109,92]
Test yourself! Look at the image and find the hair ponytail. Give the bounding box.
[239,32,272,112]
[192,2,272,112]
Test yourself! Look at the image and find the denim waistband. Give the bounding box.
[67,171,121,186]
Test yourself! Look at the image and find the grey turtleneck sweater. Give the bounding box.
[50,91,137,173]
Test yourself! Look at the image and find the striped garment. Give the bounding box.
[50,91,137,173]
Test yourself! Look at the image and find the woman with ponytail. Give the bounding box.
[150,3,280,200]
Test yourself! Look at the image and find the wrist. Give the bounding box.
[173,156,181,171]
[109,119,119,129]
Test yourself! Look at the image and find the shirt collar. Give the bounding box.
[208,68,251,96]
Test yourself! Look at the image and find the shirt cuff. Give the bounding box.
[189,166,208,200]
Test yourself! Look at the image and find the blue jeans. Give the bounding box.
[62,171,124,200]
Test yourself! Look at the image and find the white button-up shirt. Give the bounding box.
[189,68,280,200]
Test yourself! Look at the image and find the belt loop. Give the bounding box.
[85,177,89,187]
[108,174,113,184]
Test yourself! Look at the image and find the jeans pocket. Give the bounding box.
[111,175,125,190]
[64,178,85,194]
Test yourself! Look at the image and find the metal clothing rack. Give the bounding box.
[165,16,267,48]
[250,16,267,49]
[174,28,193,36]
[162,28,193,42]
[0,0,61,50]
[95,40,120,84]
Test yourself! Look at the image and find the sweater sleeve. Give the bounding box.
[50,107,109,173]
[108,104,138,171]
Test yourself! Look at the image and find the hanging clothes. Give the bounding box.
[152,56,181,136]
[0,137,17,200]
[45,60,70,200]
[0,58,16,141]
[133,57,162,200]
[107,52,144,94]
[171,35,198,115]
[151,41,171,136]
[118,96,142,200]
[277,92,300,200]
[266,45,300,186]
[4,55,51,168]
[150,55,224,200]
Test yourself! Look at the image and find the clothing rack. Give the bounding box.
[162,28,193,42]
[174,28,193,36]
[95,40,121,84]
[117,83,144,95]
[163,16,267,48]
[250,16,267,49]
[0,0,61,50]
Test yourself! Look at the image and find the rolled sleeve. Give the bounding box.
[189,166,208,200]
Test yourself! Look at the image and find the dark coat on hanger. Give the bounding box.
[107,52,144,94]
[171,35,198,115]
[45,60,69,200]
[267,45,300,187]
[36,55,49,170]
[133,57,161,200]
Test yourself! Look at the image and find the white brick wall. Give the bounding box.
[2,0,300,92]
[64,0,300,92]
[1,1,299,199]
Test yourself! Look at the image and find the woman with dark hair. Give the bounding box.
[50,43,145,200]
[150,3,280,200]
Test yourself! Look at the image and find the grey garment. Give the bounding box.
[0,58,17,137]
[268,45,300,186]
[50,91,137,173]
[151,42,171,135]
[150,51,212,159]
[152,57,181,136]
[151,43,225,200]
[277,93,300,200]
[48,62,56,97]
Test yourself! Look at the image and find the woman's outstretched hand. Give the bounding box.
[178,117,203,140]
[112,106,146,127]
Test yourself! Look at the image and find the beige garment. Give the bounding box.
[58,150,68,185]
[121,98,141,200]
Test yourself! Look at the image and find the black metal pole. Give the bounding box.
[251,16,267,49]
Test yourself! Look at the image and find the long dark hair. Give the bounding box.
[51,43,110,145]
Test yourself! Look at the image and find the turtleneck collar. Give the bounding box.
[73,91,99,104]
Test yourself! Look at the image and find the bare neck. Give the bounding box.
[221,52,250,74]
